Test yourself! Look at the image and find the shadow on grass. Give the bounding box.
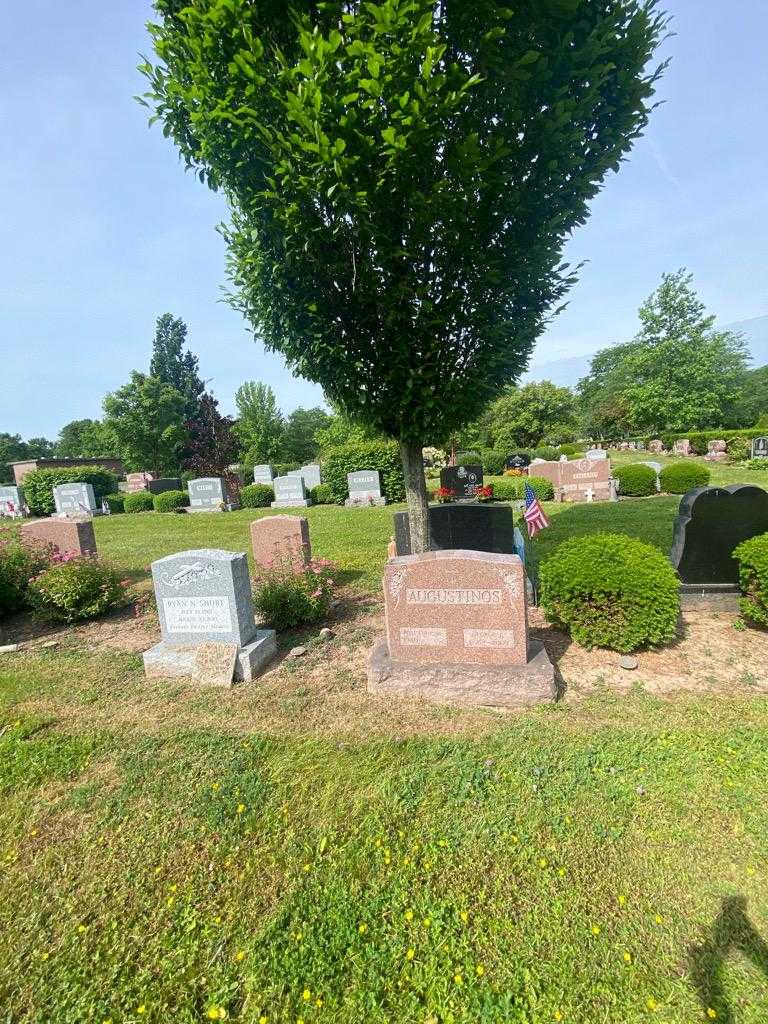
[688,895,768,1023]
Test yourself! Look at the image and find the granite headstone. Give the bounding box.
[188,477,226,510]
[0,485,25,517]
[751,436,768,459]
[147,478,182,495]
[289,464,322,489]
[439,464,483,500]
[345,470,386,507]
[253,464,275,485]
[53,482,98,516]
[394,503,516,557]
[271,474,310,508]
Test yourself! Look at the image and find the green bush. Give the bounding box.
[658,462,710,494]
[240,483,275,508]
[123,491,155,513]
[491,475,554,502]
[558,444,579,457]
[323,440,404,504]
[0,531,56,617]
[747,459,768,472]
[103,493,125,514]
[310,483,334,505]
[734,533,768,628]
[687,432,709,456]
[28,557,127,624]
[532,446,559,462]
[252,556,335,631]
[273,462,302,477]
[728,436,752,461]
[567,451,586,460]
[539,533,680,652]
[22,466,118,517]
[614,463,657,497]
[478,449,506,475]
[153,489,190,512]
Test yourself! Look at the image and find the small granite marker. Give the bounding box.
[751,436,768,459]
[21,518,97,556]
[439,464,483,500]
[585,449,608,461]
[345,470,386,507]
[187,477,227,511]
[368,549,555,707]
[250,515,311,571]
[53,482,98,517]
[271,475,310,508]
[253,464,275,485]
[126,472,154,492]
[673,439,692,456]
[143,548,276,684]
[0,485,26,517]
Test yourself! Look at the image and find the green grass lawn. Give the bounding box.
[3,478,768,1021]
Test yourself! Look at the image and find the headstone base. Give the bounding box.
[367,637,556,709]
[143,630,277,684]
[271,499,310,508]
[679,582,741,611]
[187,506,225,514]
[345,496,387,507]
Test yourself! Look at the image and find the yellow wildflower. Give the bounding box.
[623,952,632,963]
[454,973,463,986]
[647,997,657,1011]
[459,911,468,923]
[654,914,664,924]
[236,804,246,814]
[406,948,415,961]
[358,923,368,934]
[302,989,311,1002]
[707,1010,717,1019]
[539,858,548,868]
[554,1013,563,1022]
[137,1008,146,1016]
[235,950,245,962]
[422,917,431,928]
[591,925,601,936]
[476,964,485,976]
[404,909,414,922]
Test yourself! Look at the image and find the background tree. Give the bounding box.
[731,365,768,429]
[315,409,378,453]
[57,419,118,459]
[183,392,239,481]
[576,343,637,439]
[280,407,333,464]
[0,433,30,482]
[149,313,206,420]
[234,381,285,465]
[484,381,577,450]
[144,0,666,549]
[103,372,187,476]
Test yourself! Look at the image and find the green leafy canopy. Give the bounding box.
[143,0,667,445]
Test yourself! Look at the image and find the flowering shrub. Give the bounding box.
[252,556,335,631]
[0,531,58,617]
[476,485,494,503]
[503,468,524,477]
[28,557,128,623]
[434,487,456,504]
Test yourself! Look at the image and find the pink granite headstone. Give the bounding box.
[250,515,311,572]
[21,518,97,556]
[708,439,727,453]
[126,472,154,492]
[530,458,611,502]
[673,439,691,456]
[648,439,664,453]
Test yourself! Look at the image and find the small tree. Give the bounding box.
[144,1,666,549]
[150,313,206,420]
[281,407,333,464]
[183,392,239,480]
[103,372,187,476]
[234,381,285,465]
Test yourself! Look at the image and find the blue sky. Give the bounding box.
[2,1,767,440]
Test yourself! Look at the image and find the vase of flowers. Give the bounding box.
[475,485,494,503]
[434,486,457,504]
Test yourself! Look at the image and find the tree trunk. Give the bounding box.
[399,439,431,554]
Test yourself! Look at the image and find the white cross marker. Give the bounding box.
[584,487,595,503]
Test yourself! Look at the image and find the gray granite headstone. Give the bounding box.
[289,464,322,489]
[253,464,274,484]
[0,485,25,517]
[54,482,97,516]
[188,477,226,510]
[272,474,310,508]
[586,449,608,461]
[345,469,386,507]
[752,436,768,459]
[143,548,276,683]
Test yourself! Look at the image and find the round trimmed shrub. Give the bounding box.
[614,463,657,497]
[532,446,560,462]
[539,533,680,652]
[658,462,710,494]
[153,489,190,512]
[490,475,554,502]
[735,533,768,627]
[123,491,155,513]
[310,483,334,505]
[240,483,274,508]
[479,449,506,475]
[103,493,125,514]
[27,557,127,623]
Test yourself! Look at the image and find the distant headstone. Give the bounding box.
[345,470,386,507]
[532,458,612,503]
[253,464,274,485]
[0,485,25,518]
[671,485,768,587]
[21,517,97,556]
[271,475,310,508]
[367,550,554,707]
[188,477,226,511]
[394,504,516,557]
[147,478,182,495]
[751,436,768,459]
[504,454,530,470]
[143,548,276,683]
[53,482,98,517]
[439,464,483,500]
[639,461,663,492]
[673,439,691,456]
[289,464,322,489]
[648,439,665,453]
[250,515,311,571]
[585,449,608,461]
[126,472,154,492]
[707,439,727,453]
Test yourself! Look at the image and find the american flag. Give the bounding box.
[523,482,550,538]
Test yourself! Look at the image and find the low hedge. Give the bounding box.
[323,440,404,504]
[240,483,274,509]
[103,493,125,514]
[658,462,710,494]
[539,533,680,652]
[310,483,334,505]
[491,475,554,502]
[273,462,302,477]
[123,491,155,514]
[735,533,768,628]
[153,489,190,512]
[614,463,657,497]
[22,465,118,517]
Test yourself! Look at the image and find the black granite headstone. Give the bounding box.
[439,464,483,500]
[147,478,183,495]
[752,436,768,458]
[394,503,516,557]
[670,485,768,586]
[505,454,531,470]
